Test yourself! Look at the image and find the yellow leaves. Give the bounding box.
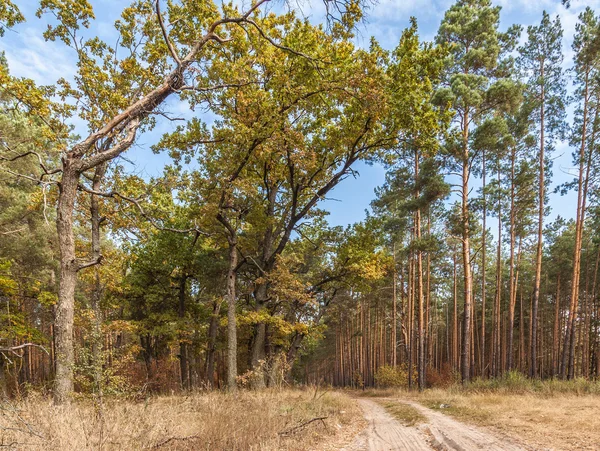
[0,261,58,308]
[37,0,95,44]
[0,0,24,36]
[0,274,17,297]
[267,255,313,306]
[38,291,58,306]
[0,260,17,296]
[350,251,390,281]
[0,68,71,143]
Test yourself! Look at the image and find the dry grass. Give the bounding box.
[0,389,364,450]
[414,388,600,450]
[379,401,425,426]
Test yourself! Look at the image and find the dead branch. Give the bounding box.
[149,435,202,449]
[0,400,46,440]
[0,343,50,357]
[0,146,61,177]
[0,227,26,235]
[277,416,328,436]
[77,255,103,271]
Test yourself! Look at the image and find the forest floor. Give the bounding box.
[345,386,600,450]
[3,386,599,450]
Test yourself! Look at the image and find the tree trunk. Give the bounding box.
[562,87,595,379]
[226,240,238,391]
[531,80,545,379]
[392,243,397,368]
[250,283,267,388]
[205,299,222,388]
[453,247,458,372]
[507,145,517,372]
[481,149,487,377]
[461,109,473,383]
[178,276,189,389]
[90,163,107,405]
[54,166,79,404]
[415,152,425,390]
[553,274,561,377]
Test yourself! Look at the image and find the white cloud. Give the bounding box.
[495,0,556,14]
[3,27,76,85]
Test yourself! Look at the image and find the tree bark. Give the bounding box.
[481,149,487,377]
[54,166,79,404]
[531,78,545,379]
[562,83,595,379]
[178,276,189,389]
[205,299,222,388]
[226,240,238,391]
[507,146,517,371]
[415,153,425,390]
[461,108,473,383]
[90,163,107,405]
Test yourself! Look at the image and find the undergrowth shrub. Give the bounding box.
[374,365,416,388]
[426,363,458,388]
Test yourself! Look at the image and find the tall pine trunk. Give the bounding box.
[507,146,517,371]
[461,109,473,383]
[481,150,487,377]
[531,79,545,379]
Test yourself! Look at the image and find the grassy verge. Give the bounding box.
[379,401,426,426]
[0,389,364,450]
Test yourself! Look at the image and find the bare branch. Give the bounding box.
[155,0,182,66]
[0,227,26,235]
[78,118,140,171]
[0,148,61,176]
[178,81,259,93]
[0,343,50,356]
[77,255,103,272]
[278,417,328,436]
[208,33,233,44]
[242,19,318,62]
[77,184,211,237]
[152,111,185,122]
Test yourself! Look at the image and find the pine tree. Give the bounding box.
[561,7,600,379]
[435,0,520,382]
[518,11,566,378]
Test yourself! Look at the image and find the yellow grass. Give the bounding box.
[413,388,600,450]
[0,389,364,450]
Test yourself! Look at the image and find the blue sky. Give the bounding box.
[2,0,596,228]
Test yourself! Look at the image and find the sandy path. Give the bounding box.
[342,399,432,451]
[343,398,530,451]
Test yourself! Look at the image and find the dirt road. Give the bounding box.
[343,398,530,451]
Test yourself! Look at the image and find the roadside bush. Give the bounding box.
[374,365,416,388]
[426,363,458,388]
